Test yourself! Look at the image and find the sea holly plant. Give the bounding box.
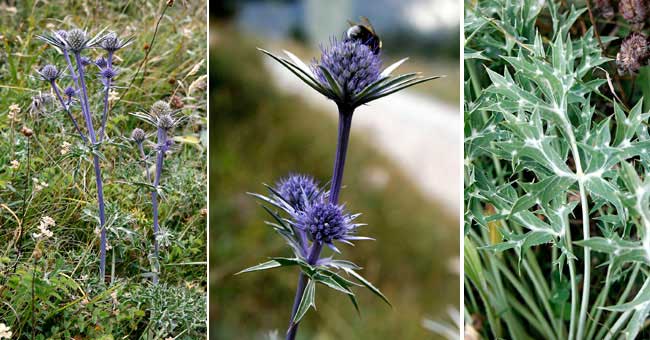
[131,101,183,284]
[238,23,440,340]
[36,28,132,282]
[465,1,650,339]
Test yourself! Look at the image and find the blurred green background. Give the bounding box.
[211,0,460,339]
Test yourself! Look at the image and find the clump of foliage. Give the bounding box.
[465,0,650,339]
[0,1,206,338]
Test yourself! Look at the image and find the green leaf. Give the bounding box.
[343,268,391,307]
[236,257,309,275]
[292,279,316,324]
[235,260,282,275]
[583,176,626,224]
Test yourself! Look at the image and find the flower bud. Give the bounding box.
[39,64,59,82]
[131,128,146,143]
[150,100,172,117]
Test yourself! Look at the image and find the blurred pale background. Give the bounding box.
[211,0,460,338]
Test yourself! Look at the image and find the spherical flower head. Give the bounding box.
[276,174,320,211]
[64,86,76,98]
[620,0,647,30]
[66,29,88,52]
[312,38,382,98]
[101,32,121,52]
[55,30,68,41]
[296,201,351,243]
[100,67,118,79]
[80,56,92,67]
[131,128,146,143]
[157,114,175,130]
[617,32,649,75]
[38,64,59,82]
[150,100,172,117]
[95,56,108,69]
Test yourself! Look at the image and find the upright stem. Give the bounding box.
[74,52,107,282]
[572,135,590,340]
[329,105,353,204]
[151,127,167,284]
[138,143,151,183]
[286,242,323,340]
[99,51,113,142]
[286,105,354,340]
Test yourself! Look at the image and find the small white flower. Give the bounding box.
[60,141,71,155]
[110,290,119,305]
[0,323,11,339]
[32,177,49,192]
[8,103,20,121]
[108,89,119,105]
[9,160,19,169]
[33,215,55,240]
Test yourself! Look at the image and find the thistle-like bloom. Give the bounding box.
[616,32,649,75]
[157,114,175,131]
[80,56,92,67]
[100,31,133,52]
[620,0,647,30]
[64,86,76,98]
[312,38,382,97]
[294,201,359,248]
[276,174,322,211]
[100,67,118,80]
[150,100,172,117]
[259,40,438,109]
[66,28,90,52]
[96,56,108,69]
[38,64,60,82]
[131,128,146,143]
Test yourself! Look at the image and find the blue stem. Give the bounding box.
[286,241,323,340]
[99,51,113,142]
[151,127,167,284]
[329,106,353,204]
[74,52,107,282]
[286,105,354,340]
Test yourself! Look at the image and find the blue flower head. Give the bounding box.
[312,38,382,98]
[276,174,321,212]
[95,56,108,69]
[64,86,76,98]
[65,29,88,52]
[294,200,369,252]
[100,67,118,80]
[38,64,60,82]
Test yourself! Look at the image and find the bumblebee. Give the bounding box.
[346,16,382,54]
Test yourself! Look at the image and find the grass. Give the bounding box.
[0,1,206,338]
[211,23,459,339]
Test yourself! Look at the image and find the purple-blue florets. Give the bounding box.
[100,67,118,79]
[312,38,382,97]
[296,201,350,243]
[64,86,76,98]
[96,57,108,69]
[39,64,60,82]
[80,56,92,67]
[276,174,320,211]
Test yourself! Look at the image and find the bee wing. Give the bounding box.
[347,19,356,27]
[359,16,376,34]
